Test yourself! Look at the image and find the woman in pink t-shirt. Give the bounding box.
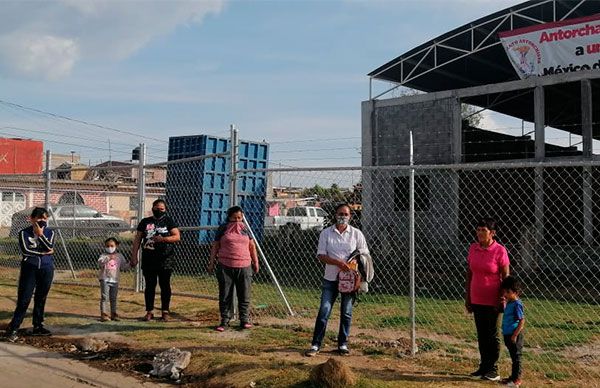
[207,206,259,332]
[465,218,510,382]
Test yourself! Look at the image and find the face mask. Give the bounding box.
[152,209,166,218]
[37,221,47,228]
[105,246,116,254]
[336,216,350,225]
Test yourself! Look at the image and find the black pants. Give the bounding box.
[216,265,252,325]
[143,268,172,312]
[472,304,500,373]
[8,262,54,331]
[504,333,524,380]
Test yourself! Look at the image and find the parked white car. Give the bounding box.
[9,204,129,238]
[265,206,328,232]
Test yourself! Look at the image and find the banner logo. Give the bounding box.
[508,39,541,77]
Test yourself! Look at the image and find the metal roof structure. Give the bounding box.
[370,0,600,93]
[369,0,600,138]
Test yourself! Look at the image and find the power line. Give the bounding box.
[269,136,360,145]
[0,128,132,155]
[0,99,167,143]
[0,126,140,150]
[270,146,359,154]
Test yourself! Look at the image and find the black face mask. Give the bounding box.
[152,209,166,219]
[37,221,47,228]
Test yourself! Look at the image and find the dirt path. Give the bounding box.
[0,341,168,388]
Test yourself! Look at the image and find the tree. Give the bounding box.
[462,103,483,127]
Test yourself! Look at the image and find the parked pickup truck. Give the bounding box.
[265,206,328,232]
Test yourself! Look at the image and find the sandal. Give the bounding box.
[143,312,154,321]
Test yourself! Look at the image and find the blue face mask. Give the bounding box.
[37,221,47,228]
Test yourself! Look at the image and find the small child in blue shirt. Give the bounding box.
[501,276,525,387]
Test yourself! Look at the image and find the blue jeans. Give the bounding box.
[8,262,54,331]
[311,279,354,348]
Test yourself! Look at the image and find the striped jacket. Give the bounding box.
[18,226,55,269]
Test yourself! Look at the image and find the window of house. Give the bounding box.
[129,196,138,211]
[1,192,26,203]
[393,175,431,212]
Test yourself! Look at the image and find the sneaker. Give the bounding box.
[4,330,18,342]
[110,313,120,321]
[31,326,51,336]
[482,370,501,381]
[507,379,522,387]
[469,369,484,379]
[143,312,154,321]
[241,322,252,329]
[161,311,170,322]
[338,345,350,356]
[304,345,319,357]
[100,313,111,322]
[215,325,226,332]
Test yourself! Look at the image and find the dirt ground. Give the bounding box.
[0,282,594,387]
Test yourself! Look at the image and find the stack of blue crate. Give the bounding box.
[166,134,269,243]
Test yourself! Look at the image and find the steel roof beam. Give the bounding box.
[370,0,556,79]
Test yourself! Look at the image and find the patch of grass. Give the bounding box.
[250,326,309,348]
[544,371,571,381]
[417,338,441,352]
[444,345,461,354]
[0,272,599,386]
[379,315,410,328]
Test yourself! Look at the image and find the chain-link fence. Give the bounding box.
[241,162,600,381]
[1,153,599,382]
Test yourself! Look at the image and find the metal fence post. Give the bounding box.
[230,124,239,207]
[135,143,146,293]
[44,150,51,210]
[45,151,76,279]
[409,130,417,356]
[229,125,239,318]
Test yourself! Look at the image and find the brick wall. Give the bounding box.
[28,190,108,212]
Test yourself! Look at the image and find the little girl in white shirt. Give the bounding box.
[98,237,130,321]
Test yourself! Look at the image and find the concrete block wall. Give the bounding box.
[363,96,459,167]
[361,96,461,247]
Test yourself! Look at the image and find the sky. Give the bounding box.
[0,0,542,166]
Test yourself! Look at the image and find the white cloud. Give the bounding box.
[0,33,79,80]
[0,0,224,80]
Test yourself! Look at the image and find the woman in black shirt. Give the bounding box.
[131,199,180,321]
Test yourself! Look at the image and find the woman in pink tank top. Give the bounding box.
[207,206,259,331]
[465,218,510,381]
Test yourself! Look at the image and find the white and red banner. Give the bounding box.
[499,14,600,79]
